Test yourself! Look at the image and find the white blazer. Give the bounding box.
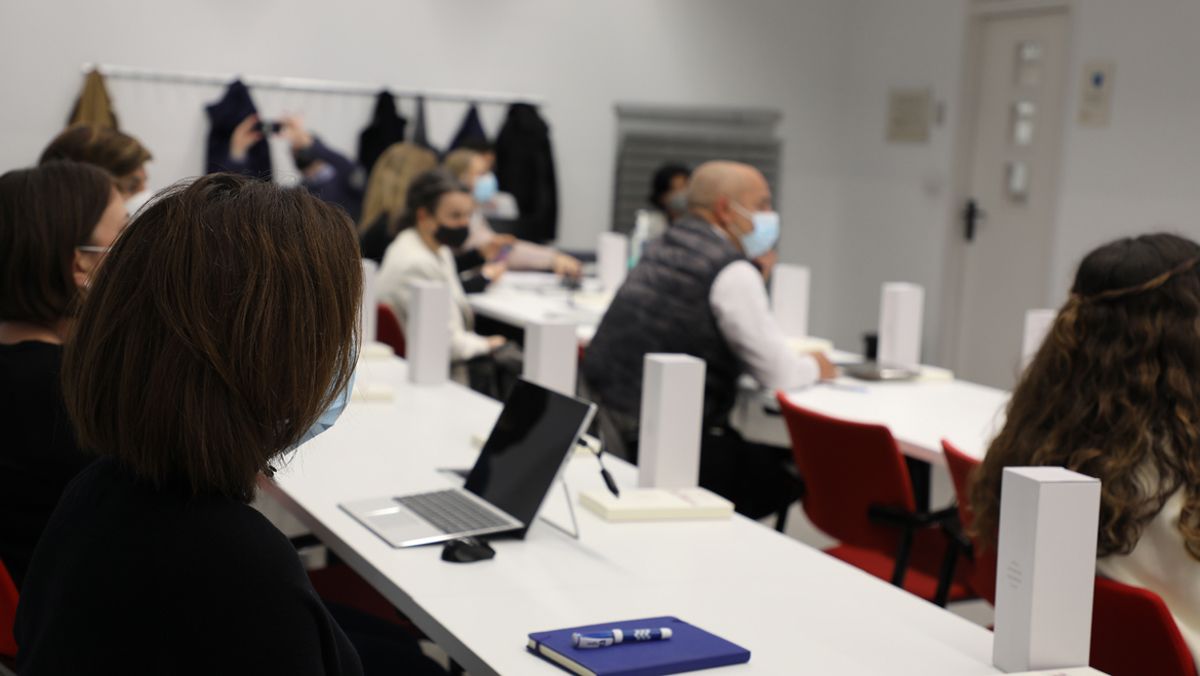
[376,228,492,362]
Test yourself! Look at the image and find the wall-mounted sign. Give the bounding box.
[886,88,933,143]
[1078,61,1115,127]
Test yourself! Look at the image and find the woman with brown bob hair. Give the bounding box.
[0,160,126,588]
[970,232,1200,660]
[15,174,375,673]
[40,123,152,200]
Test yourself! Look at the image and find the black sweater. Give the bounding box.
[0,341,91,587]
[15,458,363,675]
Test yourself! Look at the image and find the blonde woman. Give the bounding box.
[358,143,438,262]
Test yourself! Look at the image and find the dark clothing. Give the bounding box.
[494,104,558,243]
[411,96,434,153]
[449,104,487,150]
[16,458,364,675]
[301,137,364,222]
[205,80,272,179]
[0,341,91,588]
[584,216,744,428]
[455,248,490,294]
[357,91,407,173]
[360,214,394,264]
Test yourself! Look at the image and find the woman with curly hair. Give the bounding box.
[970,232,1200,660]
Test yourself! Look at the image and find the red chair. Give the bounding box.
[376,303,406,358]
[941,440,997,604]
[776,395,972,606]
[940,440,1196,676]
[1,559,18,661]
[1092,576,1197,676]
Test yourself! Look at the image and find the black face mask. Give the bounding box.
[434,224,469,249]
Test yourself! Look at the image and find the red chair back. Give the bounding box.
[376,303,406,358]
[941,439,996,604]
[1092,576,1197,676]
[776,394,916,553]
[0,559,18,658]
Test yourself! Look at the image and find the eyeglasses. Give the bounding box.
[76,245,112,254]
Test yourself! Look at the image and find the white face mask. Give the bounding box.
[125,190,153,217]
[731,203,781,259]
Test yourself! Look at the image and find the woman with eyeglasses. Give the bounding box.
[0,160,127,588]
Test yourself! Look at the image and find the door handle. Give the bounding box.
[963,199,987,242]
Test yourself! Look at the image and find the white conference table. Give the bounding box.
[467,271,1012,465]
[467,271,608,343]
[262,355,1001,675]
[738,377,1011,465]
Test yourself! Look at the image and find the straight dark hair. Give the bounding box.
[62,173,362,501]
[397,169,469,231]
[0,161,114,324]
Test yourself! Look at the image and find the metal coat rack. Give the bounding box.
[81,62,545,106]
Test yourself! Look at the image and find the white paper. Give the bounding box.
[523,321,578,396]
[877,282,924,370]
[406,281,450,385]
[771,264,811,338]
[638,354,705,489]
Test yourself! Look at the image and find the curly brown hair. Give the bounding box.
[970,233,1200,561]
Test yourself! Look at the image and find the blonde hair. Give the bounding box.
[441,148,480,184]
[359,143,438,235]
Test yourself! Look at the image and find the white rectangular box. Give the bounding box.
[993,467,1101,673]
[522,321,577,396]
[1021,309,1057,369]
[360,259,379,344]
[406,281,450,385]
[877,282,924,370]
[598,232,629,292]
[771,264,811,338]
[638,354,705,489]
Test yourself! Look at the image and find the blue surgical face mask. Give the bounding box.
[473,172,499,204]
[295,370,356,448]
[732,203,780,259]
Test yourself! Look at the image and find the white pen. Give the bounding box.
[572,627,673,649]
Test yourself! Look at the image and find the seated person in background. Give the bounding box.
[458,139,519,219]
[376,170,515,391]
[0,161,127,587]
[630,162,691,266]
[970,232,1200,662]
[358,142,439,263]
[278,115,365,222]
[583,161,835,520]
[443,148,581,278]
[39,123,153,212]
[15,174,443,675]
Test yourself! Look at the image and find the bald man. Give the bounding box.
[583,161,834,519]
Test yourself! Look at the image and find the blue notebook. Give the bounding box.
[526,616,751,676]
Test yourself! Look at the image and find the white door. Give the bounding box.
[951,7,1070,389]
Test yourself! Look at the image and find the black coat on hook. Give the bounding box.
[357,91,407,173]
[494,103,558,243]
[204,80,272,179]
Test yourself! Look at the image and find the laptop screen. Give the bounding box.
[464,379,596,534]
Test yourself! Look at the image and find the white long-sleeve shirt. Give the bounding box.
[376,228,493,361]
[707,227,820,391]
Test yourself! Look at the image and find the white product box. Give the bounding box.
[637,354,705,489]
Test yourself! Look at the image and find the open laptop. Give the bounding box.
[340,379,597,548]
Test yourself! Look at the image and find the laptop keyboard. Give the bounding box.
[395,490,516,534]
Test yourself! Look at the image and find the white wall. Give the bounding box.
[7,0,1195,362]
[0,0,852,334]
[1049,0,1200,300]
[824,0,1200,365]
[829,0,967,358]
